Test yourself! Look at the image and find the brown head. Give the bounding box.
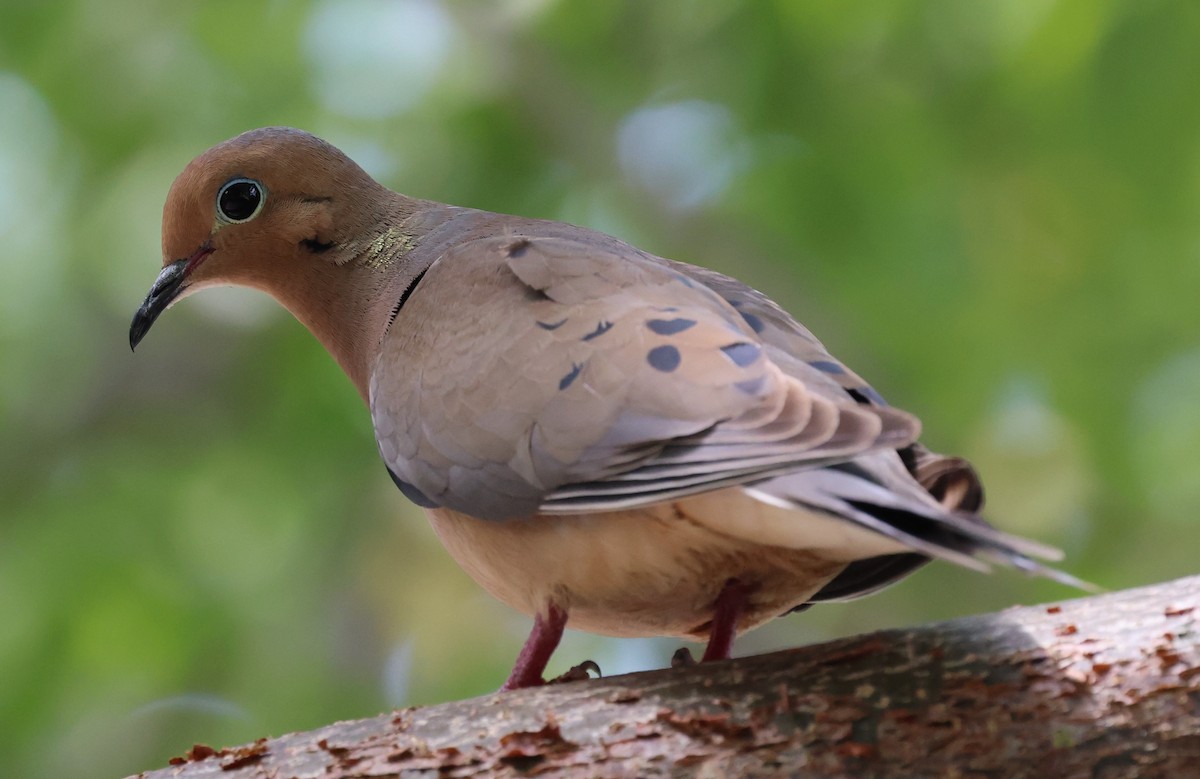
[131,127,423,397]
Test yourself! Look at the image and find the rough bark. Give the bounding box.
[133,576,1200,779]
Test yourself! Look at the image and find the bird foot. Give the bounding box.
[500,603,570,691]
[548,659,602,685]
[671,647,698,668]
[670,579,756,670]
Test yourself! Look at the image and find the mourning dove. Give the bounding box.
[131,127,1084,690]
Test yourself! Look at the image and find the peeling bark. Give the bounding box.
[132,576,1200,778]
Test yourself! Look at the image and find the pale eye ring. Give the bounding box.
[216,177,266,223]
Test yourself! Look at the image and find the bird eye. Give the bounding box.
[216,178,266,223]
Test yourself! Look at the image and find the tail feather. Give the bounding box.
[747,451,1095,599]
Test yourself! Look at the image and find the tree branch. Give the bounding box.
[133,576,1200,778]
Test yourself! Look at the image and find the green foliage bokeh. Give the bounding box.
[2,2,1198,776]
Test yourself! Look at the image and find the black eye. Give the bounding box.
[216,178,265,223]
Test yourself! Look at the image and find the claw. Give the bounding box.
[549,659,602,684]
[671,647,697,668]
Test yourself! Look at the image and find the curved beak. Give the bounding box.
[129,259,189,351]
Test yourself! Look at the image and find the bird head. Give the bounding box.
[129,126,389,351]
[128,127,424,397]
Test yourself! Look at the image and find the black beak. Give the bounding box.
[130,259,188,351]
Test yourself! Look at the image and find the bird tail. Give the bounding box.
[745,451,1097,595]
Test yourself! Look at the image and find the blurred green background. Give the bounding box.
[3,1,1199,776]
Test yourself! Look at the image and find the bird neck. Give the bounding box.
[272,196,448,404]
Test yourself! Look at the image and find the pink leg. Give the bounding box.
[501,602,568,691]
[701,579,755,662]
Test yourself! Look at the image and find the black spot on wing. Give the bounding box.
[809,360,845,375]
[860,386,888,405]
[582,321,613,341]
[537,318,567,331]
[721,342,761,367]
[739,310,765,334]
[647,345,681,372]
[646,318,697,335]
[559,362,583,390]
[505,237,531,257]
[847,386,888,407]
[386,465,440,508]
